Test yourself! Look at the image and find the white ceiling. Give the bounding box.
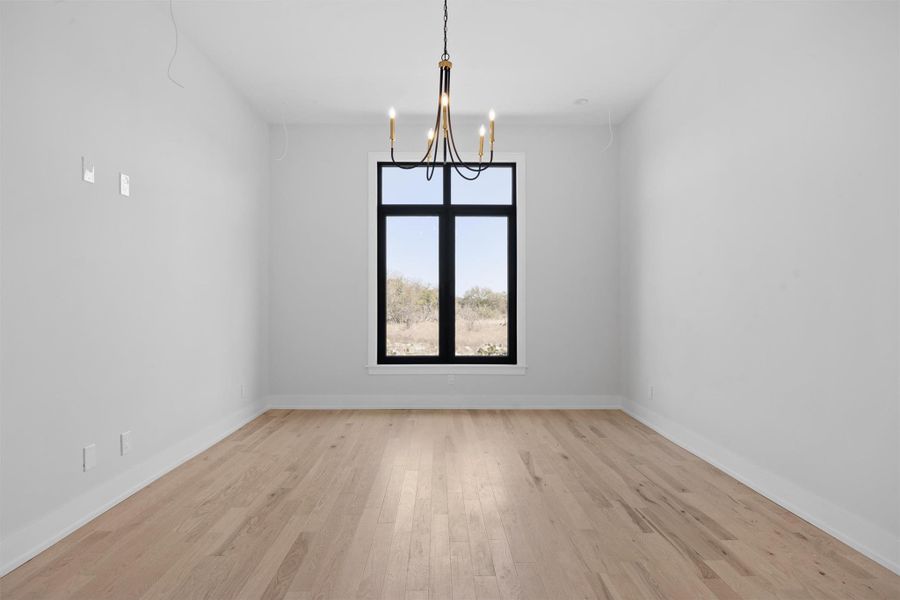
[171,1,730,125]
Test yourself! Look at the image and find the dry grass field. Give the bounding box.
[387,319,508,356]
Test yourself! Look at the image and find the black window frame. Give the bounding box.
[377,162,517,365]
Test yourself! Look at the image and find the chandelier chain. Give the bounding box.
[442,0,449,60]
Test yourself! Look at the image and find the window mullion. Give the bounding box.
[439,165,455,362]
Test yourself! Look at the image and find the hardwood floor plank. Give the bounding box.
[430,513,452,600]
[381,470,418,599]
[406,439,433,594]
[450,540,476,600]
[487,538,523,600]
[356,522,394,600]
[474,575,502,600]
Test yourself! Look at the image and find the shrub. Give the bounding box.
[386,275,507,327]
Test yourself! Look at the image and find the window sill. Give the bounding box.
[366,364,527,376]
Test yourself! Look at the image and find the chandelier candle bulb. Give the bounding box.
[479,125,486,158]
[441,93,449,133]
[489,109,495,145]
[388,107,396,144]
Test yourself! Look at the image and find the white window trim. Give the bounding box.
[367,151,527,376]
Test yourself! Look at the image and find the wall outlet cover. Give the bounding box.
[120,431,132,456]
[83,444,97,471]
[119,173,130,197]
[82,157,95,183]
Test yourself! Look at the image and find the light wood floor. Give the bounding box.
[2,410,898,600]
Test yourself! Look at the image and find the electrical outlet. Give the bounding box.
[83,444,97,471]
[82,157,95,183]
[649,385,655,402]
[120,431,132,456]
[119,173,130,197]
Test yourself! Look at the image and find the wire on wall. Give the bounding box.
[601,108,614,152]
[167,0,185,88]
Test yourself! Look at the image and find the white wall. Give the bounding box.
[0,2,269,572]
[269,123,619,405]
[618,1,899,571]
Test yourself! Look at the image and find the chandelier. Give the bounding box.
[388,0,495,181]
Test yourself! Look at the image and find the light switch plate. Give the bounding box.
[120,431,132,456]
[82,157,95,183]
[83,444,97,471]
[119,173,130,197]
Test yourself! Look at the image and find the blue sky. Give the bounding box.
[382,166,512,206]
[386,217,507,294]
[384,166,511,294]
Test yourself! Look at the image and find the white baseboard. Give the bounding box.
[621,400,900,576]
[0,401,267,577]
[266,394,623,410]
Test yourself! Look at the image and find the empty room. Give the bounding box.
[1,0,898,598]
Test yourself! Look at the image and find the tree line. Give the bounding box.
[387,275,507,328]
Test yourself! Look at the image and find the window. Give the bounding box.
[375,162,518,366]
